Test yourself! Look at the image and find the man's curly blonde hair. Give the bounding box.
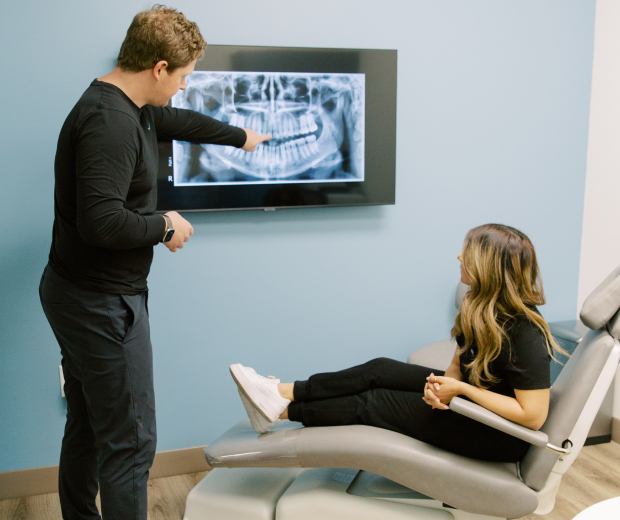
[117,5,206,72]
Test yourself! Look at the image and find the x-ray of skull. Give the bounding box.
[171,71,365,185]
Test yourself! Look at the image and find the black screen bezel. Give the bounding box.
[157,45,397,212]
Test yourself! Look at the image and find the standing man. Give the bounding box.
[39,6,269,519]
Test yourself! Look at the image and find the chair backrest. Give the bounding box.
[455,281,468,309]
[519,266,620,490]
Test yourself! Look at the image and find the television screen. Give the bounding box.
[157,45,396,212]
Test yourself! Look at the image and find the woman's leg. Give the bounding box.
[287,387,528,462]
[288,387,435,431]
[290,357,443,402]
[230,357,442,432]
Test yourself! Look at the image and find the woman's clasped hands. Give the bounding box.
[422,373,466,410]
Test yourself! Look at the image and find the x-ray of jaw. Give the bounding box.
[172,72,365,185]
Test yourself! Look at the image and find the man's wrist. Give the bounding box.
[161,214,174,242]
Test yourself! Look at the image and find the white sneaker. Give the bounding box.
[230,363,290,422]
[237,388,278,433]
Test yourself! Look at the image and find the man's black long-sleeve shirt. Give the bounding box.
[49,79,246,294]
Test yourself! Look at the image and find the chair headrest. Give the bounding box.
[455,282,469,309]
[580,265,620,337]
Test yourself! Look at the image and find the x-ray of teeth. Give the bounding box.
[171,71,365,185]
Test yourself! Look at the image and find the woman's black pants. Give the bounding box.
[287,357,528,462]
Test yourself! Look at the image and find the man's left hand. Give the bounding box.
[242,128,271,151]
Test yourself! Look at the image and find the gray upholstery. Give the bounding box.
[548,320,589,343]
[418,273,620,491]
[455,281,469,308]
[205,421,538,518]
[519,329,616,489]
[450,397,549,447]
[405,282,468,368]
[184,467,303,520]
[609,308,620,339]
[407,339,455,368]
[580,264,620,336]
[203,272,620,518]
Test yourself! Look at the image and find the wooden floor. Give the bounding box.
[1,442,618,519]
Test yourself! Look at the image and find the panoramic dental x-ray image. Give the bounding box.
[172,71,365,185]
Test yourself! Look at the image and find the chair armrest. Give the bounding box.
[449,397,549,448]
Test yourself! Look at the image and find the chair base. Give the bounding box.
[184,467,506,520]
[183,467,303,520]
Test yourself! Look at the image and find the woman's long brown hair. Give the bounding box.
[451,223,564,388]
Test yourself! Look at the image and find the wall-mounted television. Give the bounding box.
[157,45,397,212]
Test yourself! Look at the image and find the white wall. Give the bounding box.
[578,0,620,422]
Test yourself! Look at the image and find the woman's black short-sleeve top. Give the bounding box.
[457,314,551,396]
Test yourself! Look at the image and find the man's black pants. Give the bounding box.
[40,265,156,520]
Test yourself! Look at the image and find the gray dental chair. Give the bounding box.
[185,270,620,520]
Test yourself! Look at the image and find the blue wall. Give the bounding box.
[0,0,594,471]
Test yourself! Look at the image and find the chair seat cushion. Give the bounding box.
[205,421,538,518]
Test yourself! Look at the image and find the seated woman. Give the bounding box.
[230,223,565,462]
